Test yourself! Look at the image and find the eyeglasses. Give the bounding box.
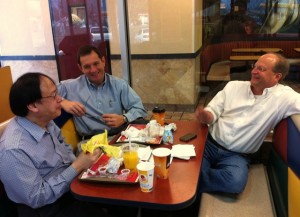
[41,90,59,100]
[251,64,267,72]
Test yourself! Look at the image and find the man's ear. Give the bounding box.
[275,73,283,81]
[27,103,39,113]
[77,64,83,72]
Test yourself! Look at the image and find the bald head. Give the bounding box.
[259,53,289,80]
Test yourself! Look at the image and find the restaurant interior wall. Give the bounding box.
[0,0,59,83]
[108,0,203,111]
[1,0,300,113]
[0,0,203,112]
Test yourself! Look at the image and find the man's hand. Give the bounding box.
[61,100,86,117]
[195,106,214,124]
[102,114,125,128]
[71,148,102,174]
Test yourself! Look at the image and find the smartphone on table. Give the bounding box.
[179,133,197,142]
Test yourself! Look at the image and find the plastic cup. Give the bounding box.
[152,147,172,179]
[98,167,107,177]
[137,162,155,192]
[152,107,166,126]
[121,143,139,172]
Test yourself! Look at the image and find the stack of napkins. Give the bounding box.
[171,144,196,160]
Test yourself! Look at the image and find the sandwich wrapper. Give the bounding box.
[81,130,121,158]
[171,144,196,160]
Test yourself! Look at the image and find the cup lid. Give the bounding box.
[152,107,165,113]
[152,147,171,157]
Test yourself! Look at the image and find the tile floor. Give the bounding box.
[146,110,196,121]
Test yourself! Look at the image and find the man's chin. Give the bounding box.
[55,109,62,118]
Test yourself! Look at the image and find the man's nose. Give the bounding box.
[90,64,98,72]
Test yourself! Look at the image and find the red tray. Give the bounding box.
[79,153,139,184]
[116,124,162,145]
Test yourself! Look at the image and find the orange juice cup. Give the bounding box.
[121,143,139,172]
[152,107,166,126]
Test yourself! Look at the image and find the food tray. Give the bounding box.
[79,153,139,184]
[116,124,163,145]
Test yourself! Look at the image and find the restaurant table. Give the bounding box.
[71,120,208,210]
[294,48,300,52]
[232,48,283,53]
[229,55,260,61]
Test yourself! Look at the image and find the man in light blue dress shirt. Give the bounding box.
[57,45,148,138]
[0,73,112,217]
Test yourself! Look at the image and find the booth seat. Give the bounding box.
[53,109,80,153]
[268,114,300,217]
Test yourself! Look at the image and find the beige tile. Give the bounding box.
[181,112,195,120]
[198,164,275,217]
[165,111,174,119]
[171,112,183,120]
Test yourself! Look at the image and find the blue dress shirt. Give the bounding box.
[57,73,147,136]
[0,117,77,208]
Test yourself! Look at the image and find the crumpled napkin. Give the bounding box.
[171,144,196,160]
[121,126,141,138]
[81,130,121,158]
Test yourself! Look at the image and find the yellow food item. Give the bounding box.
[81,130,121,158]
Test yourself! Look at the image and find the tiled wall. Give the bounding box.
[111,54,201,112]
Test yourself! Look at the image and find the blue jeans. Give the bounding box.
[199,135,250,194]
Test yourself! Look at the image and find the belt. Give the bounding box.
[207,133,249,157]
[207,133,230,152]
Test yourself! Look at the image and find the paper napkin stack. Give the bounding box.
[171,144,196,160]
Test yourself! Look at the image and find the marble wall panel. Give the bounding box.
[1,60,59,83]
[111,54,201,111]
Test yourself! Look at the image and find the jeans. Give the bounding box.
[199,134,250,194]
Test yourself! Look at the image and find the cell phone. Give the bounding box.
[179,133,197,142]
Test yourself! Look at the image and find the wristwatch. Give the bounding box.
[123,115,128,123]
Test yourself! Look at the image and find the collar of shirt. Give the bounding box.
[85,73,108,89]
[248,83,279,97]
[16,117,48,142]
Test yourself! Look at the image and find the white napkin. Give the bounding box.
[171,144,196,160]
[138,146,152,161]
[121,126,141,138]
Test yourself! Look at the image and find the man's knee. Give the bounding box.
[222,168,248,193]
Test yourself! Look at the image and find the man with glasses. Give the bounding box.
[196,53,300,194]
[0,73,113,216]
[57,45,147,140]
